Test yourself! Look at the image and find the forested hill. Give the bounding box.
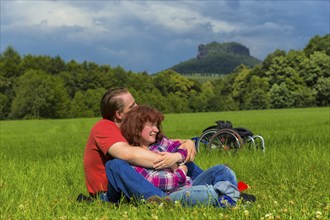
[168,42,261,75]
[0,34,329,120]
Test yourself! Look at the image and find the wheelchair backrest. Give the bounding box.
[216,120,233,129]
[216,120,254,139]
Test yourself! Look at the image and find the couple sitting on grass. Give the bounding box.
[82,88,255,207]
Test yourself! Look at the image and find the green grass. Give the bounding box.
[1,107,329,219]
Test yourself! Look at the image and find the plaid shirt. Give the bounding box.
[133,136,192,192]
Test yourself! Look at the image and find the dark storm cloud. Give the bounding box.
[1,0,329,73]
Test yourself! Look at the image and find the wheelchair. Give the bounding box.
[193,120,265,153]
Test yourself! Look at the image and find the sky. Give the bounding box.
[1,1,329,74]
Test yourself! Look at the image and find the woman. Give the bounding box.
[121,105,241,207]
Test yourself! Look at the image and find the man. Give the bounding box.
[83,87,201,202]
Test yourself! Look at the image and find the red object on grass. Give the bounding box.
[238,181,249,192]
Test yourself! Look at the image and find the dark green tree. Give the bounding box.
[261,49,286,73]
[300,51,330,87]
[0,46,23,118]
[269,83,294,108]
[70,88,105,118]
[154,70,194,98]
[133,88,170,113]
[166,93,189,113]
[20,54,66,75]
[232,66,251,109]
[0,46,23,78]
[107,66,134,88]
[208,75,238,111]
[242,76,270,110]
[188,81,213,112]
[314,77,330,106]
[304,34,330,56]
[129,72,155,93]
[11,70,70,119]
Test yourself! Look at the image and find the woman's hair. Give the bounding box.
[121,105,164,146]
[100,87,129,121]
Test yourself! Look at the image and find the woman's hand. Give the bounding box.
[169,163,179,171]
[178,139,197,162]
[153,152,182,170]
[178,165,188,174]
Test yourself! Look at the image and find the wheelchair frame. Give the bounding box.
[193,121,265,153]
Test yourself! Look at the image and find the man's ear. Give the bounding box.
[115,111,123,120]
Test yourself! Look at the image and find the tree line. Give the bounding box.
[0,34,329,120]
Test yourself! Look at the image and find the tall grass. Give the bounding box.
[1,107,329,219]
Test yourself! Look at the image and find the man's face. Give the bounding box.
[121,92,137,117]
[141,122,159,147]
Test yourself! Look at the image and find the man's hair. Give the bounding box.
[100,87,129,121]
[121,105,164,146]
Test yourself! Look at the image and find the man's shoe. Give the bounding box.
[239,193,256,203]
[77,193,94,203]
[146,196,172,206]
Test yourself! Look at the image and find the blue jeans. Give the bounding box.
[168,165,240,207]
[105,159,203,202]
[186,161,204,180]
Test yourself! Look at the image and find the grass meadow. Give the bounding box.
[1,107,329,220]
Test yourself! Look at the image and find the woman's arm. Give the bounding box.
[153,152,183,169]
[150,137,187,169]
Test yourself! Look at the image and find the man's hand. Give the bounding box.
[178,139,197,162]
[153,152,182,170]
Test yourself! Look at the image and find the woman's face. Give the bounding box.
[140,122,159,146]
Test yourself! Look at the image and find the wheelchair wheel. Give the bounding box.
[196,127,217,152]
[208,129,243,152]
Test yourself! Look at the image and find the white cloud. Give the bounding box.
[4,1,88,27]
[1,1,239,43]
[1,0,329,73]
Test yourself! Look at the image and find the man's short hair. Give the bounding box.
[100,87,129,121]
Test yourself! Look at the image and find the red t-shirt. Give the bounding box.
[83,119,127,195]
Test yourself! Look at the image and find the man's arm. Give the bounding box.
[108,142,181,168]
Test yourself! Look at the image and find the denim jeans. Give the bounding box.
[186,161,204,180]
[105,159,204,202]
[168,165,240,207]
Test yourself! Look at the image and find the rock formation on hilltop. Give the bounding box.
[197,42,250,59]
[169,41,261,75]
